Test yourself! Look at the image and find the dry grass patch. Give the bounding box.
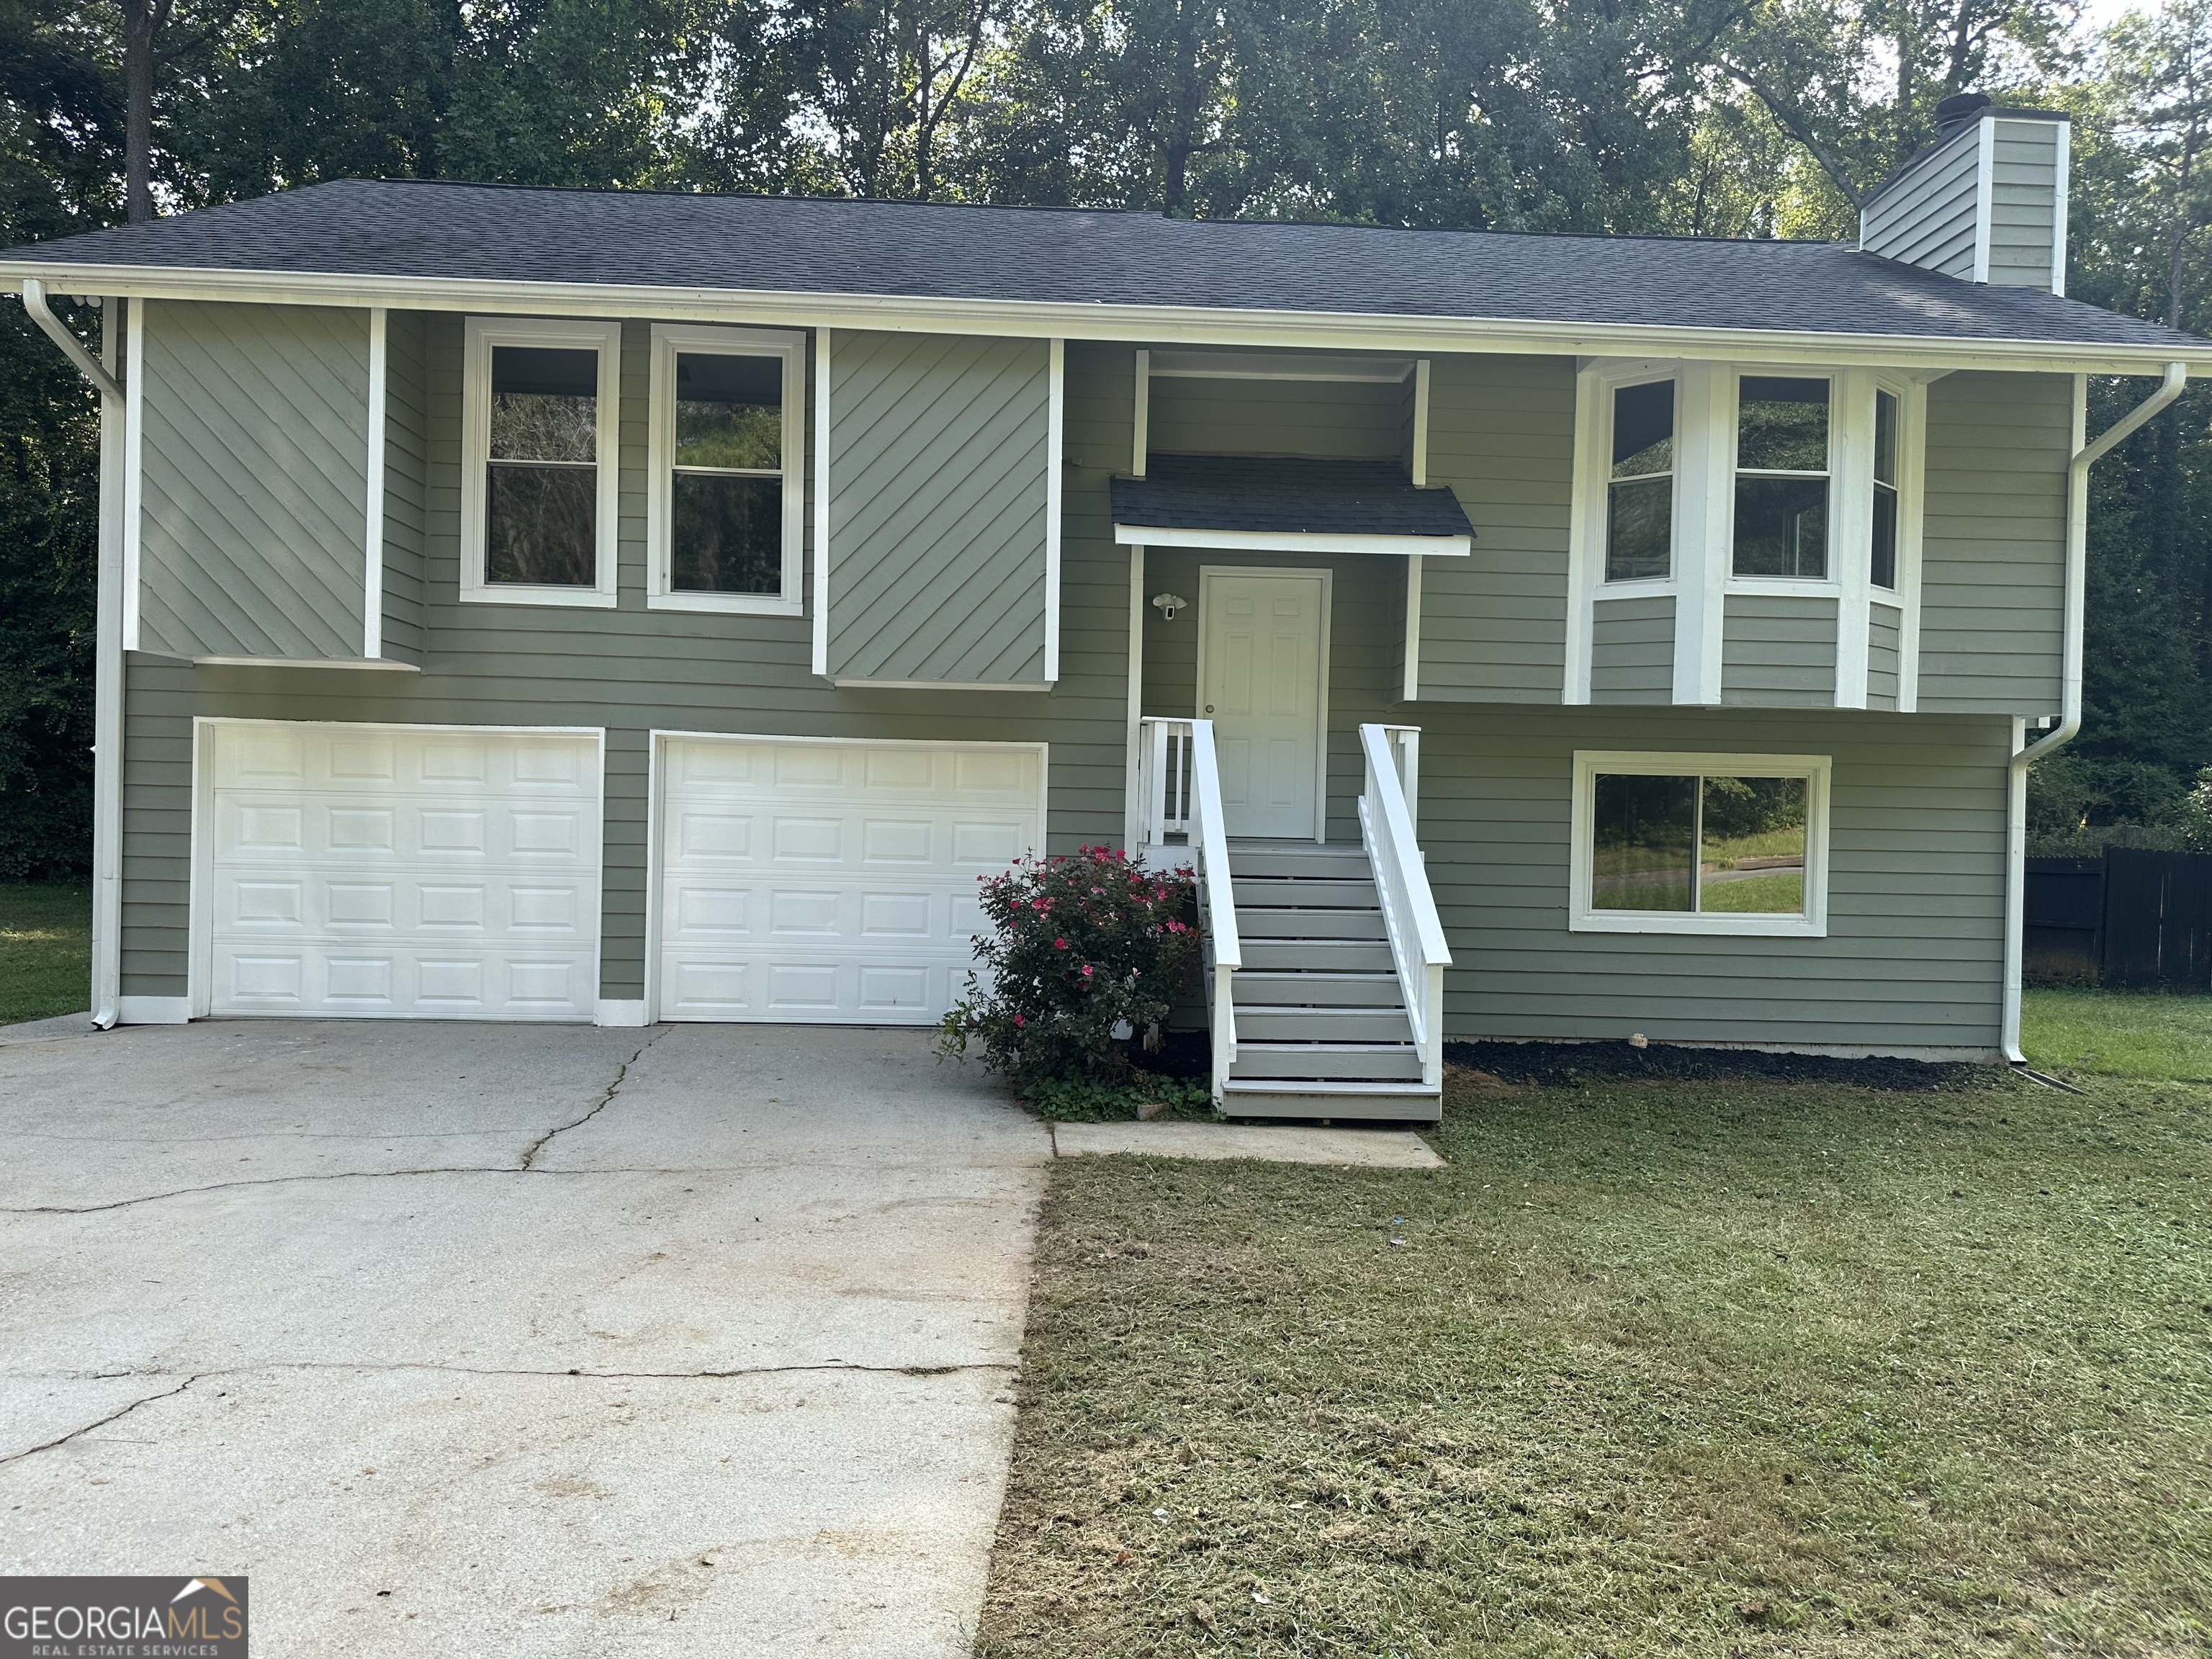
[977,1066,2212,1656]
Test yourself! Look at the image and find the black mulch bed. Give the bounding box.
[1442,1039,1997,1092]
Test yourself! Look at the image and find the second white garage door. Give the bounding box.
[656,735,1046,1023]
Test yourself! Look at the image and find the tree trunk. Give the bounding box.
[124,0,158,223]
[1161,3,1202,217]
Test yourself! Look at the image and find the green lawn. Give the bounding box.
[980,1047,2212,1655]
[0,882,91,1026]
[2022,984,2212,1083]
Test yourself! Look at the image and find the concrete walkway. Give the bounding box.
[0,1019,1051,1656]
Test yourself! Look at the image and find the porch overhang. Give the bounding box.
[1110,457,1474,557]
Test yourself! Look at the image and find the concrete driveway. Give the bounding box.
[0,1017,1051,1655]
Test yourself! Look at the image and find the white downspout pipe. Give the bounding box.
[2001,359,2187,1062]
[23,279,127,1028]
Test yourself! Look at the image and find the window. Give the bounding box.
[462,318,620,608]
[1570,751,1830,935]
[1606,379,1674,582]
[1871,388,1899,590]
[1732,375,1830,579]
[647,325,805,614]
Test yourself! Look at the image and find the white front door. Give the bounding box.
[1199,569,1328,839]
[656,734,1046,1023]
[198,721,603,1020]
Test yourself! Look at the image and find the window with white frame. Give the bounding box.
[1732,376,1831,579]
[1606,378,1675,582]
[462,318,621,607]
[647,325,804,614]
[1570,751,1830,935]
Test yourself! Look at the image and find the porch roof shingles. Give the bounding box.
[1110,457,1474,539]
[1,176,2198,352]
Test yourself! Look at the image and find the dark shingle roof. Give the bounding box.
[1110,457,1473,539]
[3,177,2198,351]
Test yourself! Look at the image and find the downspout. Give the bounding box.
[23,278,126,1028]
[2001,359,2187,1062]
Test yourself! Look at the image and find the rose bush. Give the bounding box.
[937,844,1202,1089]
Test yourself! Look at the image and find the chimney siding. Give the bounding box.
[1859,109,2069,294]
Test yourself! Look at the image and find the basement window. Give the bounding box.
[647,325,806,616]
[1570,751,1830,936]
[462,318,621,608]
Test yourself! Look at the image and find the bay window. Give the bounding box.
[1732,376,1831,579]
[1606,378,1675,582]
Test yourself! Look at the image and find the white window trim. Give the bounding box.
[1571,358,1927,707]
[461,315,621,610]
[1569,750,1831,938]
[645,323,806,616]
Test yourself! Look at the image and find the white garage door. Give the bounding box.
[200,721,602,1020]
[657,735,1045,1023]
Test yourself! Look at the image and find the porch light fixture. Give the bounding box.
[1151,592,1188,621]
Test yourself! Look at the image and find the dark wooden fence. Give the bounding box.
[2025,847,2212,989]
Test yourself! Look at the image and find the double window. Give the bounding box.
[1732,376,1830,578]
[647,325,805,614]
[1570,751,1830,936]
[462,318,621,608]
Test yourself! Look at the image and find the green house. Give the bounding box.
[8,96,2203,1120]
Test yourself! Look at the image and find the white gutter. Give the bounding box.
[3,257,2210,378]
[21,279,127,1028]
[2001,359,2188,1062]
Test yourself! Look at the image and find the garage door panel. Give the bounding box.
[658,737,1040,1025]
[204,724,601,1020]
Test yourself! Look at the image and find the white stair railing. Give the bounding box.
[1136,716,1194,848]
[1185,720,1241,1100]
[1358,723,1450,1090]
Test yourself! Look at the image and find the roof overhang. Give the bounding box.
[1114,524,1470,557]
[7,258,2207,377]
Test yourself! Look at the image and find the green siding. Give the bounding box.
[1416,353,1573,702]
[138,300,369,660]
[825,330,1051,685]
[1589,594,1674,703]
[1415,705,2011,1053]
[117,315,1131,1002]
[1917,371,2067,716]
[1138,546,1402,845]
[1860,127,1980,279]
[1146,372,1408,461]
[1722,594,1837,706]
[1868,601,1902,710]
[379,308,427,663]
[1987,120,2062,289]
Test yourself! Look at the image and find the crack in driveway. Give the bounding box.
[521,1030,670,1171]
[0,1375,205,1466]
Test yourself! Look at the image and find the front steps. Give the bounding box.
[1210,841,1442,1123]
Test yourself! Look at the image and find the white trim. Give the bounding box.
[1886,374,1928,710]
[1148,349,1415,382]
[122,297,143,651]
[1676,362,1730,705]
[1565,362,1602,702]
[1123,545,1146,849]
[825,677,1053,693]
[1568,750,1831,938]
[643,729,1051,1024]
[1972,117,1997,284]
[117,996,189,1025]
[191,655,421,672]
[644,323,806,616]
[811,326,831,677]
[1402,555,1422,702]
[364,305,387,657]
[1411,358,1431,487]
[2051,120,2072,296]
[1830,368,1874,707]
[91,299,126,1028]
[1114,524,1469,556]
[595,999,648,1028]
[1132,347,1149,476]
[13,261,2195,376]
[1197,565,1332,842]
[459,316,621,608]
[1045,337,1064,683]
[187,717,608,1022]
